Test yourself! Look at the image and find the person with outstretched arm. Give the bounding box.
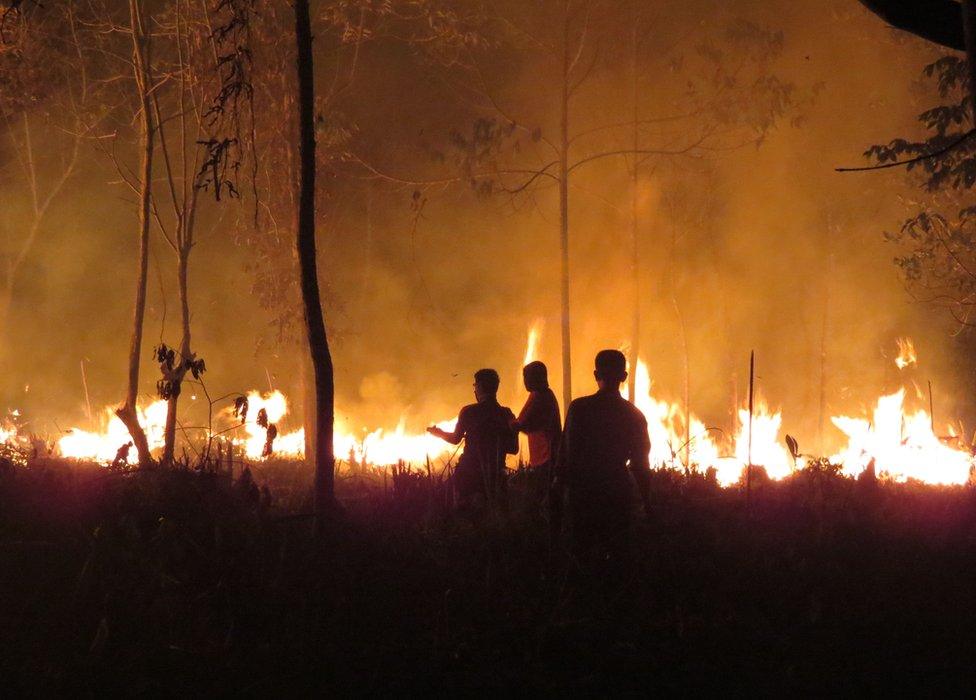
[428,368,518,509]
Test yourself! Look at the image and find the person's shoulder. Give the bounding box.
[623,399,648,424]
[458,403,479,419]
[497,403,516,419]
[568,393,599,412]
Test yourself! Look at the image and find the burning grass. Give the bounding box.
[29,331,975,488]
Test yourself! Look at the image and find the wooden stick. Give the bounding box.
[80,360,94,432]
[747,351,755,510]
[928,380,935,433]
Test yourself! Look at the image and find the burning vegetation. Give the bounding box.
[2,330,966,489]
[5,0,976,694]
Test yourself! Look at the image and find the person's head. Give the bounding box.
[522,360,549,392]
[473,368,500,401]
[594,349,627,390]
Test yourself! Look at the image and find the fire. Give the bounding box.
[631,358,788,486]
[59,400,169,462]
[631,359,722,472]
[831,389,973,485]
[34,324,976,487]
[235,391,302,460]
[733,400,793,481]
[235,390,457,465]
[895,337,917,370]
[56,388,458,469]
[523,319,544,367]
[624,338,973,487]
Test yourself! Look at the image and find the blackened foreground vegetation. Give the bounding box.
[2,459,975,694]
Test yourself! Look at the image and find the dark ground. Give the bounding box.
[2,458,975,695]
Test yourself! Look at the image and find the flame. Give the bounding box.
[59,400,169,462]
[830,389,972,484]
[895,337,917,370]
[39,323,976,487]
[56,388,458,468]
[631,358,789,486]
[733,399,793,481]
[523,319,544,367]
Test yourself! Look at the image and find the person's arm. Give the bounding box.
[428,410,465,445]
[630,413,652,515]
[503,408,519,455]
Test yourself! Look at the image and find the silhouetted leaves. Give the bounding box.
[233,395,249,424]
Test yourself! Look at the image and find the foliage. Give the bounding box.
[869,57,976,325]
[867,56,976,189]
[154,344,206,401]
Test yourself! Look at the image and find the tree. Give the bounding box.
[294,0,336,527]
[446,2,804,409]
[150,0,254,466]
[239,2,482,470]
[114,0,156,468]
[857,37,976,327]
[0,5,92,352]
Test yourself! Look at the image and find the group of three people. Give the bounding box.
[427,349,652,552]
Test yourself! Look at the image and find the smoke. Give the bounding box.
[1,0,971,455]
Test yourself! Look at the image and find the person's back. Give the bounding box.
[556,350,651,559]
[428,368,517,507]
[560,390,647,491]
[456,399,517,477]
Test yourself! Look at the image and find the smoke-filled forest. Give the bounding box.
[3,0,976,694]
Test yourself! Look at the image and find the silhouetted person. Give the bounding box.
[428,368,518,508]
[512,361,562,471]
[556,350,651,562]
[111,441,133,470]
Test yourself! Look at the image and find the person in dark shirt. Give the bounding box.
[428,368,518,508]
[556,349,651,559]
[511,361,561,471]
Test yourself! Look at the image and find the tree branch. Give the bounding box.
[835,127,976,172]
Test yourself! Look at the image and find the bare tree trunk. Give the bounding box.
[161,248,191,466]
[295,0,336,531]
[628,17,640,403]
[817,246,833,454]
[668,202,690,468]
[302,355,316,462]
[116,0,154,468]
[0,285,12,344]
[558,0,572,411]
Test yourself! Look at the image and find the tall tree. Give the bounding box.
[294,0,336,527]
[0,7,91,345]
[448,3,804,410]
[115,0,156,467]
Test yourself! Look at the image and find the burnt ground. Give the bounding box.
[2,459,975,695]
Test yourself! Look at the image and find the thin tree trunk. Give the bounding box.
[161,248,191,466]
[116,0,154,468]
[558,0,572,411]
[628,16,640,403]
[818,249,832,454]
[295,0,336,531]
[302,355,316,462]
